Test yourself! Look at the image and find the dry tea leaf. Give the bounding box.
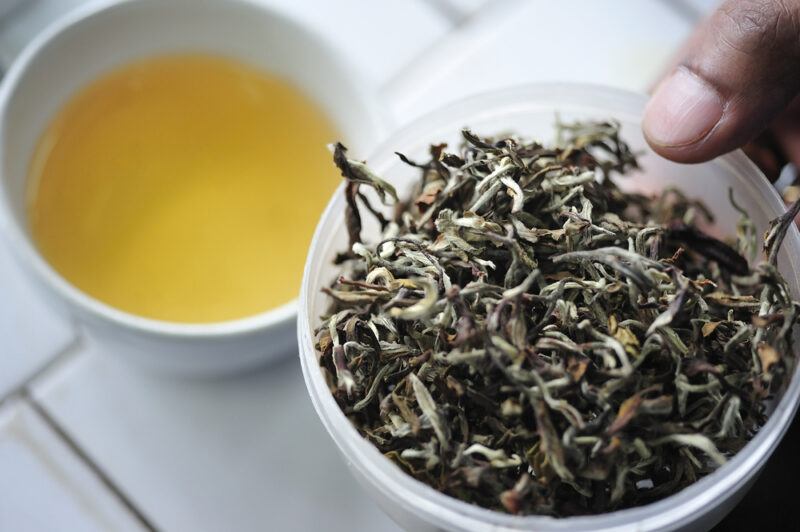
[608,394,643,435]
[702,321,722,337]
[757,343,780,374]
[614,326,640,355]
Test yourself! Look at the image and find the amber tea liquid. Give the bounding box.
[28,54,340,322]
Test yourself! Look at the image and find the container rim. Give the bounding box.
[298,82,800,531]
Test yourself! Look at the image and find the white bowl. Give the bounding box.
[299,84,800,531]
[0,0,385,376]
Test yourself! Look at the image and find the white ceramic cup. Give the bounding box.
[0,0,385,375]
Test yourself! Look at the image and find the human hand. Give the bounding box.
[642,0,800,182]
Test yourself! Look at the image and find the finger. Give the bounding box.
[642,0,800,163]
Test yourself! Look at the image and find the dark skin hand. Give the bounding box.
[642,0,800,173]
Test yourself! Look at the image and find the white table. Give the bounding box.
[0,1,713,530]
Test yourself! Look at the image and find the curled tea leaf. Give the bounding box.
[757,343,780,375]
[409,373,450,452]
[649,434,727,467]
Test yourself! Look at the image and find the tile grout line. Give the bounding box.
[0,331,82,410]
[656,0,703,24]
[23,390,160,532]
[1,327,159,530]
[420,0,471,26]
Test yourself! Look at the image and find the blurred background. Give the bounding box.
[1,1,795,531]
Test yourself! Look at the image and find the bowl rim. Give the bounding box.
[298,82,800,530]
[0,0,383,338]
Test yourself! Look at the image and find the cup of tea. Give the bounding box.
[0,0,386,375]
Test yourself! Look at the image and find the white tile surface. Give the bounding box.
[384,0,693,123]
[0,0,452,88]
[0,243,75,398]
[0,397,144,532]
[32,343,401,532]
[254,0,451,89]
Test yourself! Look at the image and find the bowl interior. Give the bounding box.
[299,84,800,530]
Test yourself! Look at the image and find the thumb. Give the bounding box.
[642,0,800,163]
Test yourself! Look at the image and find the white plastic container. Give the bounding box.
[299,84,800,531]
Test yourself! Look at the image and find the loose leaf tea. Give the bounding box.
[315,121,800,516]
